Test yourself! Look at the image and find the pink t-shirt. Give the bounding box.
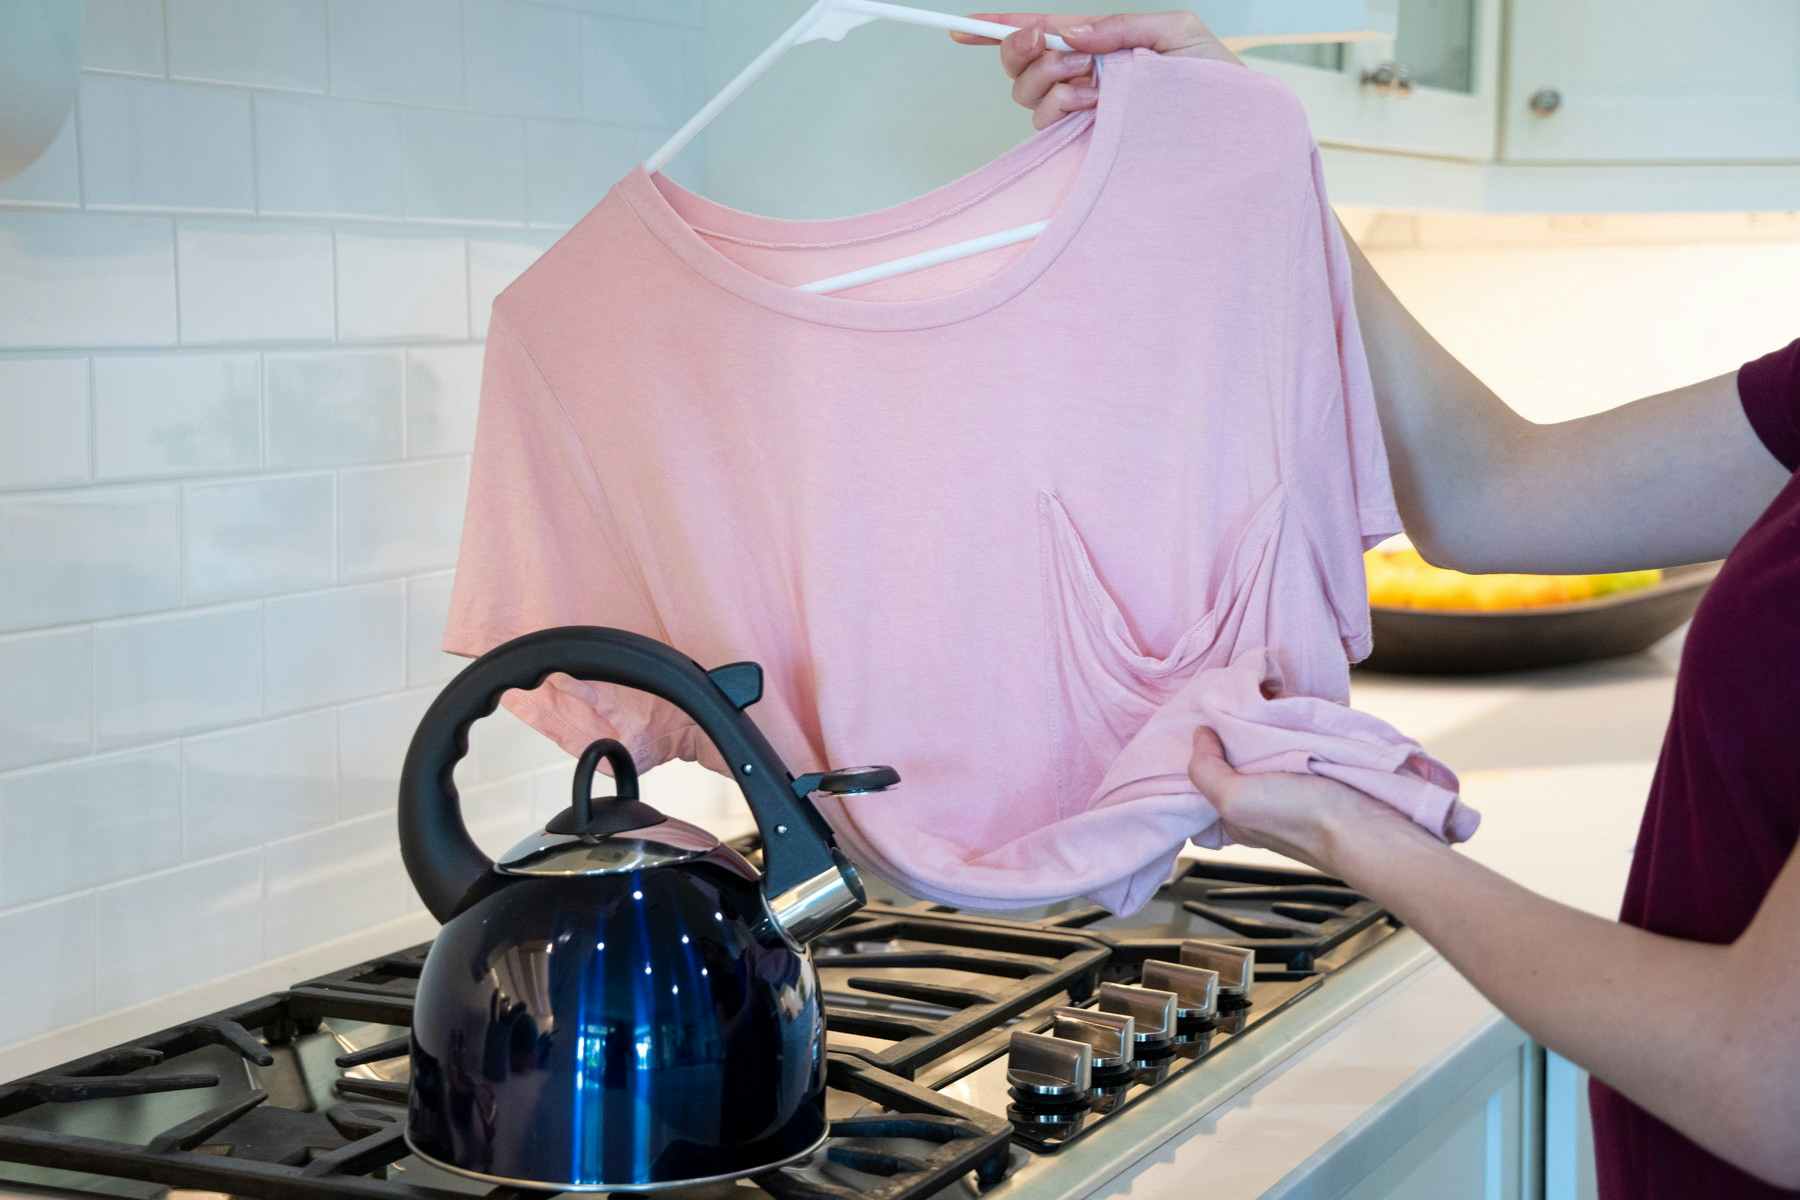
[445,49,1473,913]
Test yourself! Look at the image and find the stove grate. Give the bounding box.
[0,977,1015,1200]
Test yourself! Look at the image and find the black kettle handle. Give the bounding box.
[398,626,841,923]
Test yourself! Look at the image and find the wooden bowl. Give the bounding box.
[1358,562,1722,676]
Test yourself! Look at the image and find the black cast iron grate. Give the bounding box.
[809,910,1109,1078]
[868,860,1394,976]
[0,972,1013,1200]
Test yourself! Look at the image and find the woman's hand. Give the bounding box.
[953,11,1239,128]
[1185,725,1420,876]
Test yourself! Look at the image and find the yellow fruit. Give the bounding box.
[1363,551,1663,612]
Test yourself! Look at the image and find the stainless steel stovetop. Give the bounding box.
[0,850,1426,1200]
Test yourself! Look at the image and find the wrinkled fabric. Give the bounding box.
[443,48,1467,916]
[858,649,1474,913]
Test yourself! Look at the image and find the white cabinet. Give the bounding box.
[1543,1051,1601,1200]
[1502,0,1800,163]
[1244,0,1501,161]
[1269,1023,1542,1200]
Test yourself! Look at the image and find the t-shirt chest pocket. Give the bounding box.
[1035,487,1288,803]
[1036,489,1223,763]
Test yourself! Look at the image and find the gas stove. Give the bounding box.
[0,854,1421,1200]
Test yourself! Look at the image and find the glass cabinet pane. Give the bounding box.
[1391,0,1476,94]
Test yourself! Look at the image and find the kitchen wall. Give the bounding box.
[1351,210,1800,425]
[0,0,729,1068]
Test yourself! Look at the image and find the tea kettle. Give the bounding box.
[396,626,898,1191]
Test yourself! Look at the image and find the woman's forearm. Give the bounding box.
[1327,817,1800,1189]
[1342,230,1788,573]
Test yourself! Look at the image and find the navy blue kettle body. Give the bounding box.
[396,626,897,1191]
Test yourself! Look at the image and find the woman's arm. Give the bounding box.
[1344,236,1790,573]
[965,11,1793,572]
[1187,729,1800,1190]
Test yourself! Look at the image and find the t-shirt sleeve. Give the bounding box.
[442,306,696,767]
[1292,143,1401,661]
[1738,337,1800,471]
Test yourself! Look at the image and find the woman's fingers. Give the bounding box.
[1012,47,1095,108]
[1062,12,1238,64]
[1031,80,1098,127]
[1187,726,1237,798]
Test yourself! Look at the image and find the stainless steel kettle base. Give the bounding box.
[401,1129,833,1193]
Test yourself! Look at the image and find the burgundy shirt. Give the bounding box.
[1590,338,1800,1198]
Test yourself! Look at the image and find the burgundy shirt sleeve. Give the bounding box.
[1738,337,1800,471]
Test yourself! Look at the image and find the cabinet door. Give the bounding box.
[1334,1047,1537,1200]
[1544,1052,1600,1200]
[1503,0,1800,162]
[1244,0,1500,160]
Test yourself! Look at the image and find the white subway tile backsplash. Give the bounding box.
[93,353,261,480]
[0,486,182,632]
[525,120,649,227]
[468,234,551,337]
[404,345,481,457]
[183,710,338,859]
[167,0,329,92]
[177,222,336,344]
[581,16,697,128]
[253,94,406,220]
[0,628,93,770]
[462,772,538,856]
[266,350,404,467]
[404,571,459,684]
[465,0,582,118]
[185,473,336,602]
[80,76,256,214]
[263,813,412,957]
[0,212,177,348]
[0,112,81,208]
[81,0,168,75]
[400,108,527,226]
[0,745,184,907]
[264,581,404,712]
[94,604,262,745]
[0,358,90,490]
[328,0,464,107]
[95,851,263,1012]
[4,0,715,1045]
[0,896,97,1045]
[338,686,434,815]
[335,231,467,342]
[338,458,468,579]
[468,706,566,784]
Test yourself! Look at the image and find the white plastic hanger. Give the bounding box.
[644,0,1091,295]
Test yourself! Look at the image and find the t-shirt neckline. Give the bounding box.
[615,48,1138,333]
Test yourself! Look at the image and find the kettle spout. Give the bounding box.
[766,764,898,942]
[767,852,866,944]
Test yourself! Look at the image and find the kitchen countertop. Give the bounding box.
[0,636,1684,1198]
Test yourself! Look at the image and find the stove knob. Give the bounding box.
[1096,982,1177,1049]
[1007,1030,1092,1098]
[1142,960,1220,1023]
[1050,1006,1134,1070]
[1180,940,1255,1006]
